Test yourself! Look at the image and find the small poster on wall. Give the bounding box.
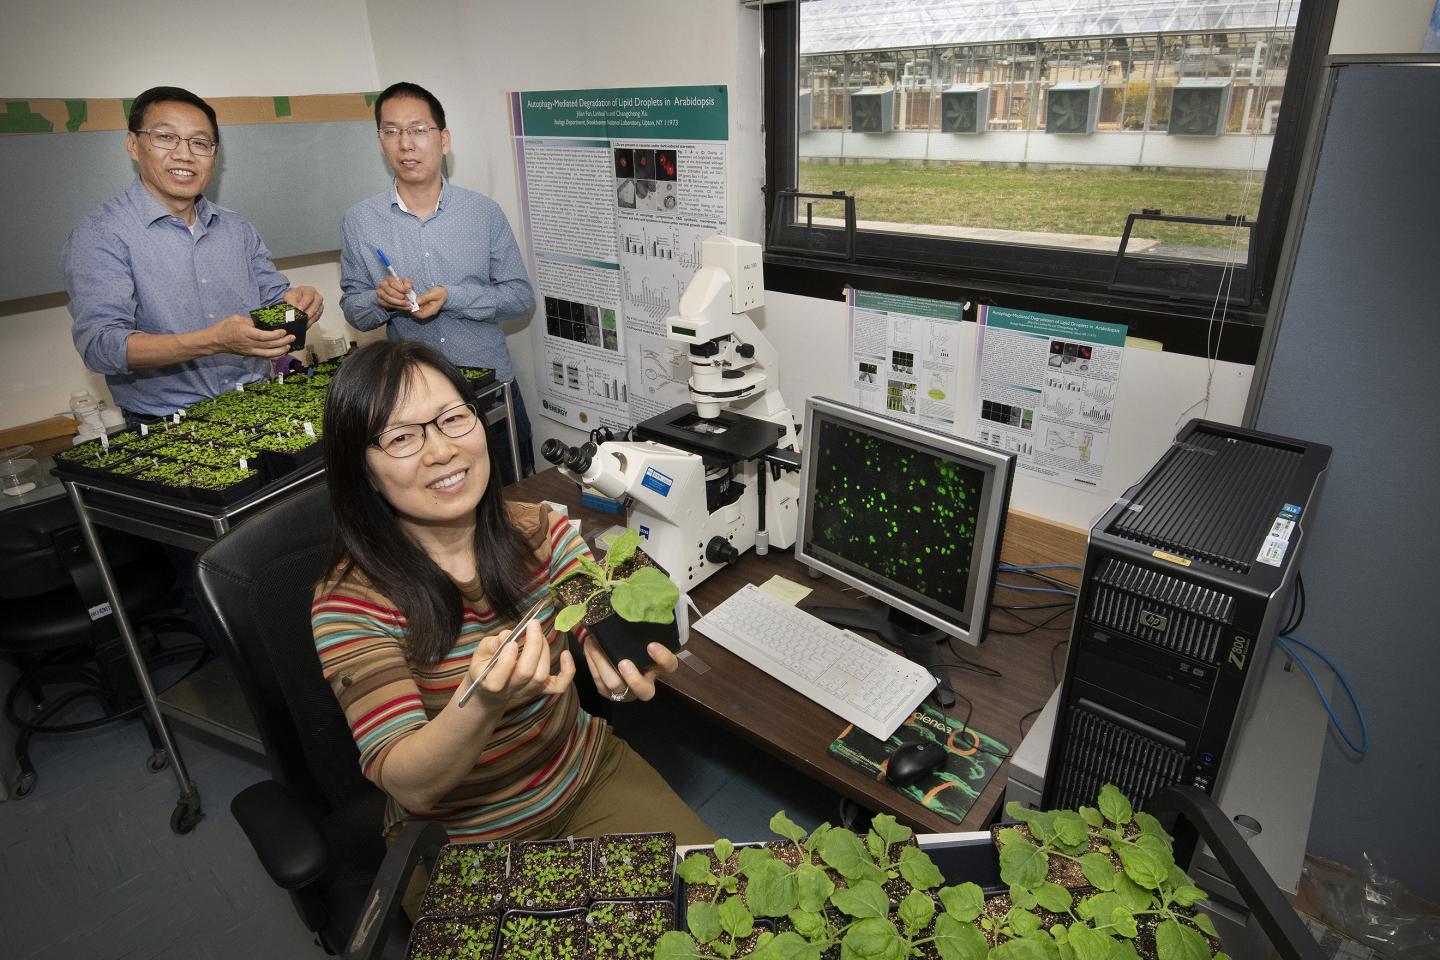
[846,288,966,433]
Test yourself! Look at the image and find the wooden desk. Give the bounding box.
[512,469,1087,834]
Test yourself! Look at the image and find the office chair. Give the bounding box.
[0,495,204,797]
[193,481,407,956]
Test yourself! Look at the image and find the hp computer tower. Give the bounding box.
[1041,420,1331,811]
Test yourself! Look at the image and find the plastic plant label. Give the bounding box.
[278,373,285,384]
[236,382,245,392]
[140,423,149,436]
[239,457,248,471]
[177,409,185,419]
[172,414,180,424]
[100,435,109,451]
[303,422,316,438]
[285,309,295,324]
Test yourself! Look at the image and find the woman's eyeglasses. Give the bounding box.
[370,401,480,458]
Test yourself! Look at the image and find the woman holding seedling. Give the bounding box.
[312,341,711,884]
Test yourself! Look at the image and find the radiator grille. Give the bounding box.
[1088,558,1233,664]
[1052,705,1189,811]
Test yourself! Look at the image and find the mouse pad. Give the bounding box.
[827,705,1009,826]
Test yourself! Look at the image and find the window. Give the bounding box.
[764,0,1337,361]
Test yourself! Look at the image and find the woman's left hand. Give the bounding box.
[582,637,679,703]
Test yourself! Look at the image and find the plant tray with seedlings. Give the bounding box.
[188,466,263,505]
[420,841,512,918]
[506,838,593,912]
[457,366,497,392]
[249,303,309,350]
[583,899,673,960]
[495,909,586,960]
[591,831,676,902]
[53,440,134,480]
[406,915,498,960]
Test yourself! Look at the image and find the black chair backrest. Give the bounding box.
[0,495,161,600]
[195,481,373,814]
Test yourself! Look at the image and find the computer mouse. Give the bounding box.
[885,740,948,787]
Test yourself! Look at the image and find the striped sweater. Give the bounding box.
[311,501,608,842]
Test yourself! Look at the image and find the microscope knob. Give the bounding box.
[736,343,755,358]
[566,442,597,473]
[541,439,570,466]
[706,536,741,566]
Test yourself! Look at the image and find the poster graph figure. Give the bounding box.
[624,274,673,323]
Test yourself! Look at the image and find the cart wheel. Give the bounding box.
[146,750,170,773]
[13,771,36,798]
[170,794,203,834]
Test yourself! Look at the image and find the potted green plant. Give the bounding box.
[250,302,309,350]
[592,832,676,901]
[553,529,682,671]
[585,900,674,960]
[506,839,593,911]
[420,841,511,918]
[189,466,262,505]
[407,915,498,960]
[496,910,586,960]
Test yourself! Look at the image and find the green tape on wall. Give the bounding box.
[364,92,380,108]
[1,101,54,134]
[273,96,292,118]
[65,100,88,132]
[122,98,134,122]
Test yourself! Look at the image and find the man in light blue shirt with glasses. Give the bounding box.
[339,81,536,483]
[63,86,324,422]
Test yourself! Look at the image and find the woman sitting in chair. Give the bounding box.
[312,340,712,857]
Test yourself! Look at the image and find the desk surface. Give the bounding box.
[513,469,1087,834]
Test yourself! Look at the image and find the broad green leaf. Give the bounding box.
[1190,912,1219,939]
[840,917,908,960]
[1109,940,1143,960]
[1114,874,1153,913]
[1028,810,1060,844]
[938,882,984,922]
[831,879,890,919]
[1135,833,1176,867]
[933,915,988,960]
[1117,844,1167,890]
[788,908,827,940]
[1008,908,1043,936]
[578,554,608,584]
[871,813,912,848]
[1036,881,1073,913]
[990,937,1061,960]
[718,895,755,938]
[770,811,809,843]
[1006,800,1039,823]
[1172,885,1208,907]
[1155,919,1210,960]
[818,828,875,881]
[1065,923,1111,960]
[1053,811,1090,851]
[655,931,704,960]
[1010,883,1039,911]
[1135,812,1171,846]
[899,889,935,936]
[996,827,1025,848]
[606,528,642,568]
[722,875,739,893]
[1097,785,1133,826]
[715,839,735,864]
[1050,924,1069,943]
[679,852,717,885]
[751,931,823,960]
[1107,907,1139,939]
[688,901,722,943]
[1077,893,1132,933]
[554,602,588,633]
[1078,806,1104,828]
[998,837,1050,888]
[795,864,835,913]
[867,831,886,859]
[745,858,798,917]
[805,823,833,855]
[899,845,946,890]
[739,846,776,873]
[610,566,678,623]
[1079,853,1119,891]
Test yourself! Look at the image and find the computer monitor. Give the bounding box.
[795,398,1015,684]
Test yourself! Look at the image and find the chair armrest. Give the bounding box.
[343,818,449,960]
[230,779,329,890]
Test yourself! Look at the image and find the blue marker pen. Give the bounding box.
[375,248,421,313]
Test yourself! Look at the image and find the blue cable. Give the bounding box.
[1275,633,1369,755]
[994,581,1078,597]
[1000,563,1084,572]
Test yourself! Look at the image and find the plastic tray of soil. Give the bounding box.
[406,915,499,960]
[495,909,586,960]
[257,440,323,482]
[505,838,593,911]
[590,831,676,902]
[250,303,309,350]
[457,366,497,393]
[419,840,511,918]
[584,899,674,960]
[188,467,263,506]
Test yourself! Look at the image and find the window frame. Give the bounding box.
[761,0,1339,364]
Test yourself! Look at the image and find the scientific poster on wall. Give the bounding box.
[847,288,965,432]
[509,85,728,432]
[972,305,1127,489]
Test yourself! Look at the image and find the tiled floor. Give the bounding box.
[2,684,838,960]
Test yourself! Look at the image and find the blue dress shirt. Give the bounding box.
[63,178,291,416]
[339,180,535,382]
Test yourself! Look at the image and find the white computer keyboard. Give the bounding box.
[693,584,935,741]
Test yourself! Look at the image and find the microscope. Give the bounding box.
[542,237,801,589]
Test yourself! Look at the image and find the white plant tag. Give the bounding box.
[140,423,149,436]
[236,382,244,392]
[303,422,316,438]
[286,308,295,324]
[239,457,248,471]
[172,414,180,424]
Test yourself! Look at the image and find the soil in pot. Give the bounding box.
[496,910,586,960]
[506,839,592,911]
[250,303,309,350]
[407,916,498,960]
[584,899,674,960]
[591,832,675,901]
[421,841,510,918]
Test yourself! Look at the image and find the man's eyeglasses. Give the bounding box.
[134,129,219,156]
[378,124,441,142]
[371,401,480,458]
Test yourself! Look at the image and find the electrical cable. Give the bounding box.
[999,563,1082,573]
[993,600,1074,612]
[987,607,1074,636]
[946,686,1011,761]
[1275,632,1368,755]
[998,567,1080,591]
[994,582,1078,597]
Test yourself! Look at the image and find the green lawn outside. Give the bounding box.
[797,161,1263,249]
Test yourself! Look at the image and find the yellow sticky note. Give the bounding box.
[758,575,813,606]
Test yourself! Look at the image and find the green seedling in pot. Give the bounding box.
[553,529,678,632]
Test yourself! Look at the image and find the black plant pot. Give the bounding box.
[249,304,308,350]
[257,440,324,481]
[586,611,680,675]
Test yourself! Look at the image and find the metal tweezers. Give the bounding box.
[456,594,551,708]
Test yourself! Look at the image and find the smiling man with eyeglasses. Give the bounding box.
[63,85,325,421]
[339,81,536,485]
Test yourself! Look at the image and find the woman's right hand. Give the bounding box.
[463,621,574,709]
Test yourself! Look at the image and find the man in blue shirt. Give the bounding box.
[64,86,324,420]
[339,81,536,482]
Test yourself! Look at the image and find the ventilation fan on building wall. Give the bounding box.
[849,86,894,134]
[1169,80,1232,137]
[940,84,989,134]
[1045,82,1101,134]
